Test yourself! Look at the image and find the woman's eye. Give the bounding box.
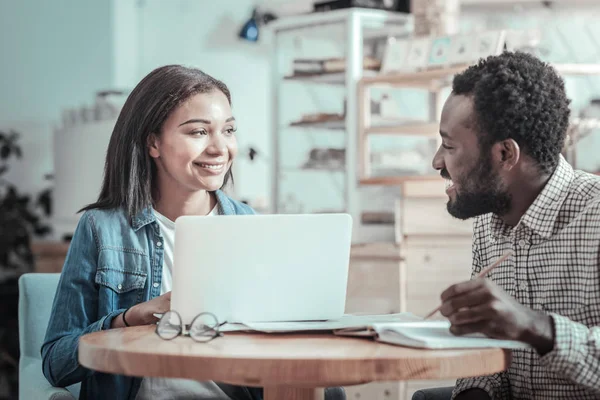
[190,129,208,136]
[224,127,237,136]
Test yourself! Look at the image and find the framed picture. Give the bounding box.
[448,35,475,66]
[380,37,409,74]
[428,36,452,67]
[473,30,506,61]
[404,37,431,71]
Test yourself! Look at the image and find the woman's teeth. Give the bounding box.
[197,163,223,170]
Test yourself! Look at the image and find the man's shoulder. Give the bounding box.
[569,169,600,202]
[560,170,600,218]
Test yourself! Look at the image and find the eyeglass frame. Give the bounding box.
[155,310,226,342]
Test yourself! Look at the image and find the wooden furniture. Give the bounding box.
[397,179,473,398]
[347,243,402,315]
[31,241,70,273]
[34,238,463,400]
[357,63,600,185]
[79,325,512,400]
[267,8,412,243]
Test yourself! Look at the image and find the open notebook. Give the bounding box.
[221,313,530,350]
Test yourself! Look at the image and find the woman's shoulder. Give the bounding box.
[80,207,130,225]
[77,207,141,238]
[215,190,256,215]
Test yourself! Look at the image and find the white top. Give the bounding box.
[154,206,217,296]
[135,205,228,400]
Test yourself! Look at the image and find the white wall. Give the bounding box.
[131,0,271,205]
[0,0,113,194]
[4,0,600,225]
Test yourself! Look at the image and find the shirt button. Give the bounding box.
[117,284,123,290]
[519,282,527,290]
[518,239,528,248]
[156,242,162,247]
[153,282,159,288]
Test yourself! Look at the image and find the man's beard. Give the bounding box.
[446,156,512,220]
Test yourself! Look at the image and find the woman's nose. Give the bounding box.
[206,135,227,154]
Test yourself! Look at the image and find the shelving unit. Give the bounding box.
[266,8,413,243]
[357,63,600,186]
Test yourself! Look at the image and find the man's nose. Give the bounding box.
[432,146,444,171]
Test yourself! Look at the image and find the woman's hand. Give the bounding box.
[111,292,171,328]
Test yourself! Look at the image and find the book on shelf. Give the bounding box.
[292,56,381,75]
[290,112,344,125]
[221,313,530,350]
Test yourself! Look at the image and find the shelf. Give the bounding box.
[553,64,600,76]
[360,65,468,88]
[365,121,439,136]
[360,63,600,88]
[266,8,412,40]
[359,175,441,186]
[289,118,345,130]
[361,211,395,225]
[288,118,438,135]
[281,167,345,173]
[284,70,378,85]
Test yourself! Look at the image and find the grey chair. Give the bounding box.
[412,386,454,400]
[18,273,80,399]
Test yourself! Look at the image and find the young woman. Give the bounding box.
[41,65,259,400]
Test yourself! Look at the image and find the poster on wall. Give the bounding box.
[447,35,475,66]
[404,37,431,70]
[428,36,452,67]
[473,30,506,61]
[380,37,409,74]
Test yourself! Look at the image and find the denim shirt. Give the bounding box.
[42,190,258,400]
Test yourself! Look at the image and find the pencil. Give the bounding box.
[423,250,514,320]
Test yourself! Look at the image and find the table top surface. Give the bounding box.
[79,325,511,387]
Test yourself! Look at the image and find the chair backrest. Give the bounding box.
[18,273,62,359]
[19,273,82,398]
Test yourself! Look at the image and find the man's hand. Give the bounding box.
[439,278,555,355]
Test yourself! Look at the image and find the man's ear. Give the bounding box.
[491,139,520,171]
[147,133,160,159]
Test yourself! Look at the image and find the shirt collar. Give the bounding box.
[130,189,229,231]
[489,155,574,239]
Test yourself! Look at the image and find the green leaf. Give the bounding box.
[1,145,10,159]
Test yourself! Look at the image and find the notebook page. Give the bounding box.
[240,312,422,333]
[372,320,531,349]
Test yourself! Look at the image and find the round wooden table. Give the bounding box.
[79,325,511,400]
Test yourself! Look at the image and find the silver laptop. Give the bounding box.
[171,213,352,325]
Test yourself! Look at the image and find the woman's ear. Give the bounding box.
[491,138,520,171]
[147,133,160,159]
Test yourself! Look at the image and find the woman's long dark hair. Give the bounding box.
[80,65,233,220]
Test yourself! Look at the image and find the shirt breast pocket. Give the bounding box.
[95,249,148,310]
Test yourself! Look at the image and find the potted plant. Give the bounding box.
[0,130,51,399]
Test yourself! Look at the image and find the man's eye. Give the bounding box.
[442,143,453,150]
[224,127,237,136]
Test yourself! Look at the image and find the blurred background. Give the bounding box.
[2,0,600,399]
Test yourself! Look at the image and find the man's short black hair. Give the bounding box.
[452,51,571,174]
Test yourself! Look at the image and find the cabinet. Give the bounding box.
[266,8,412,243]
